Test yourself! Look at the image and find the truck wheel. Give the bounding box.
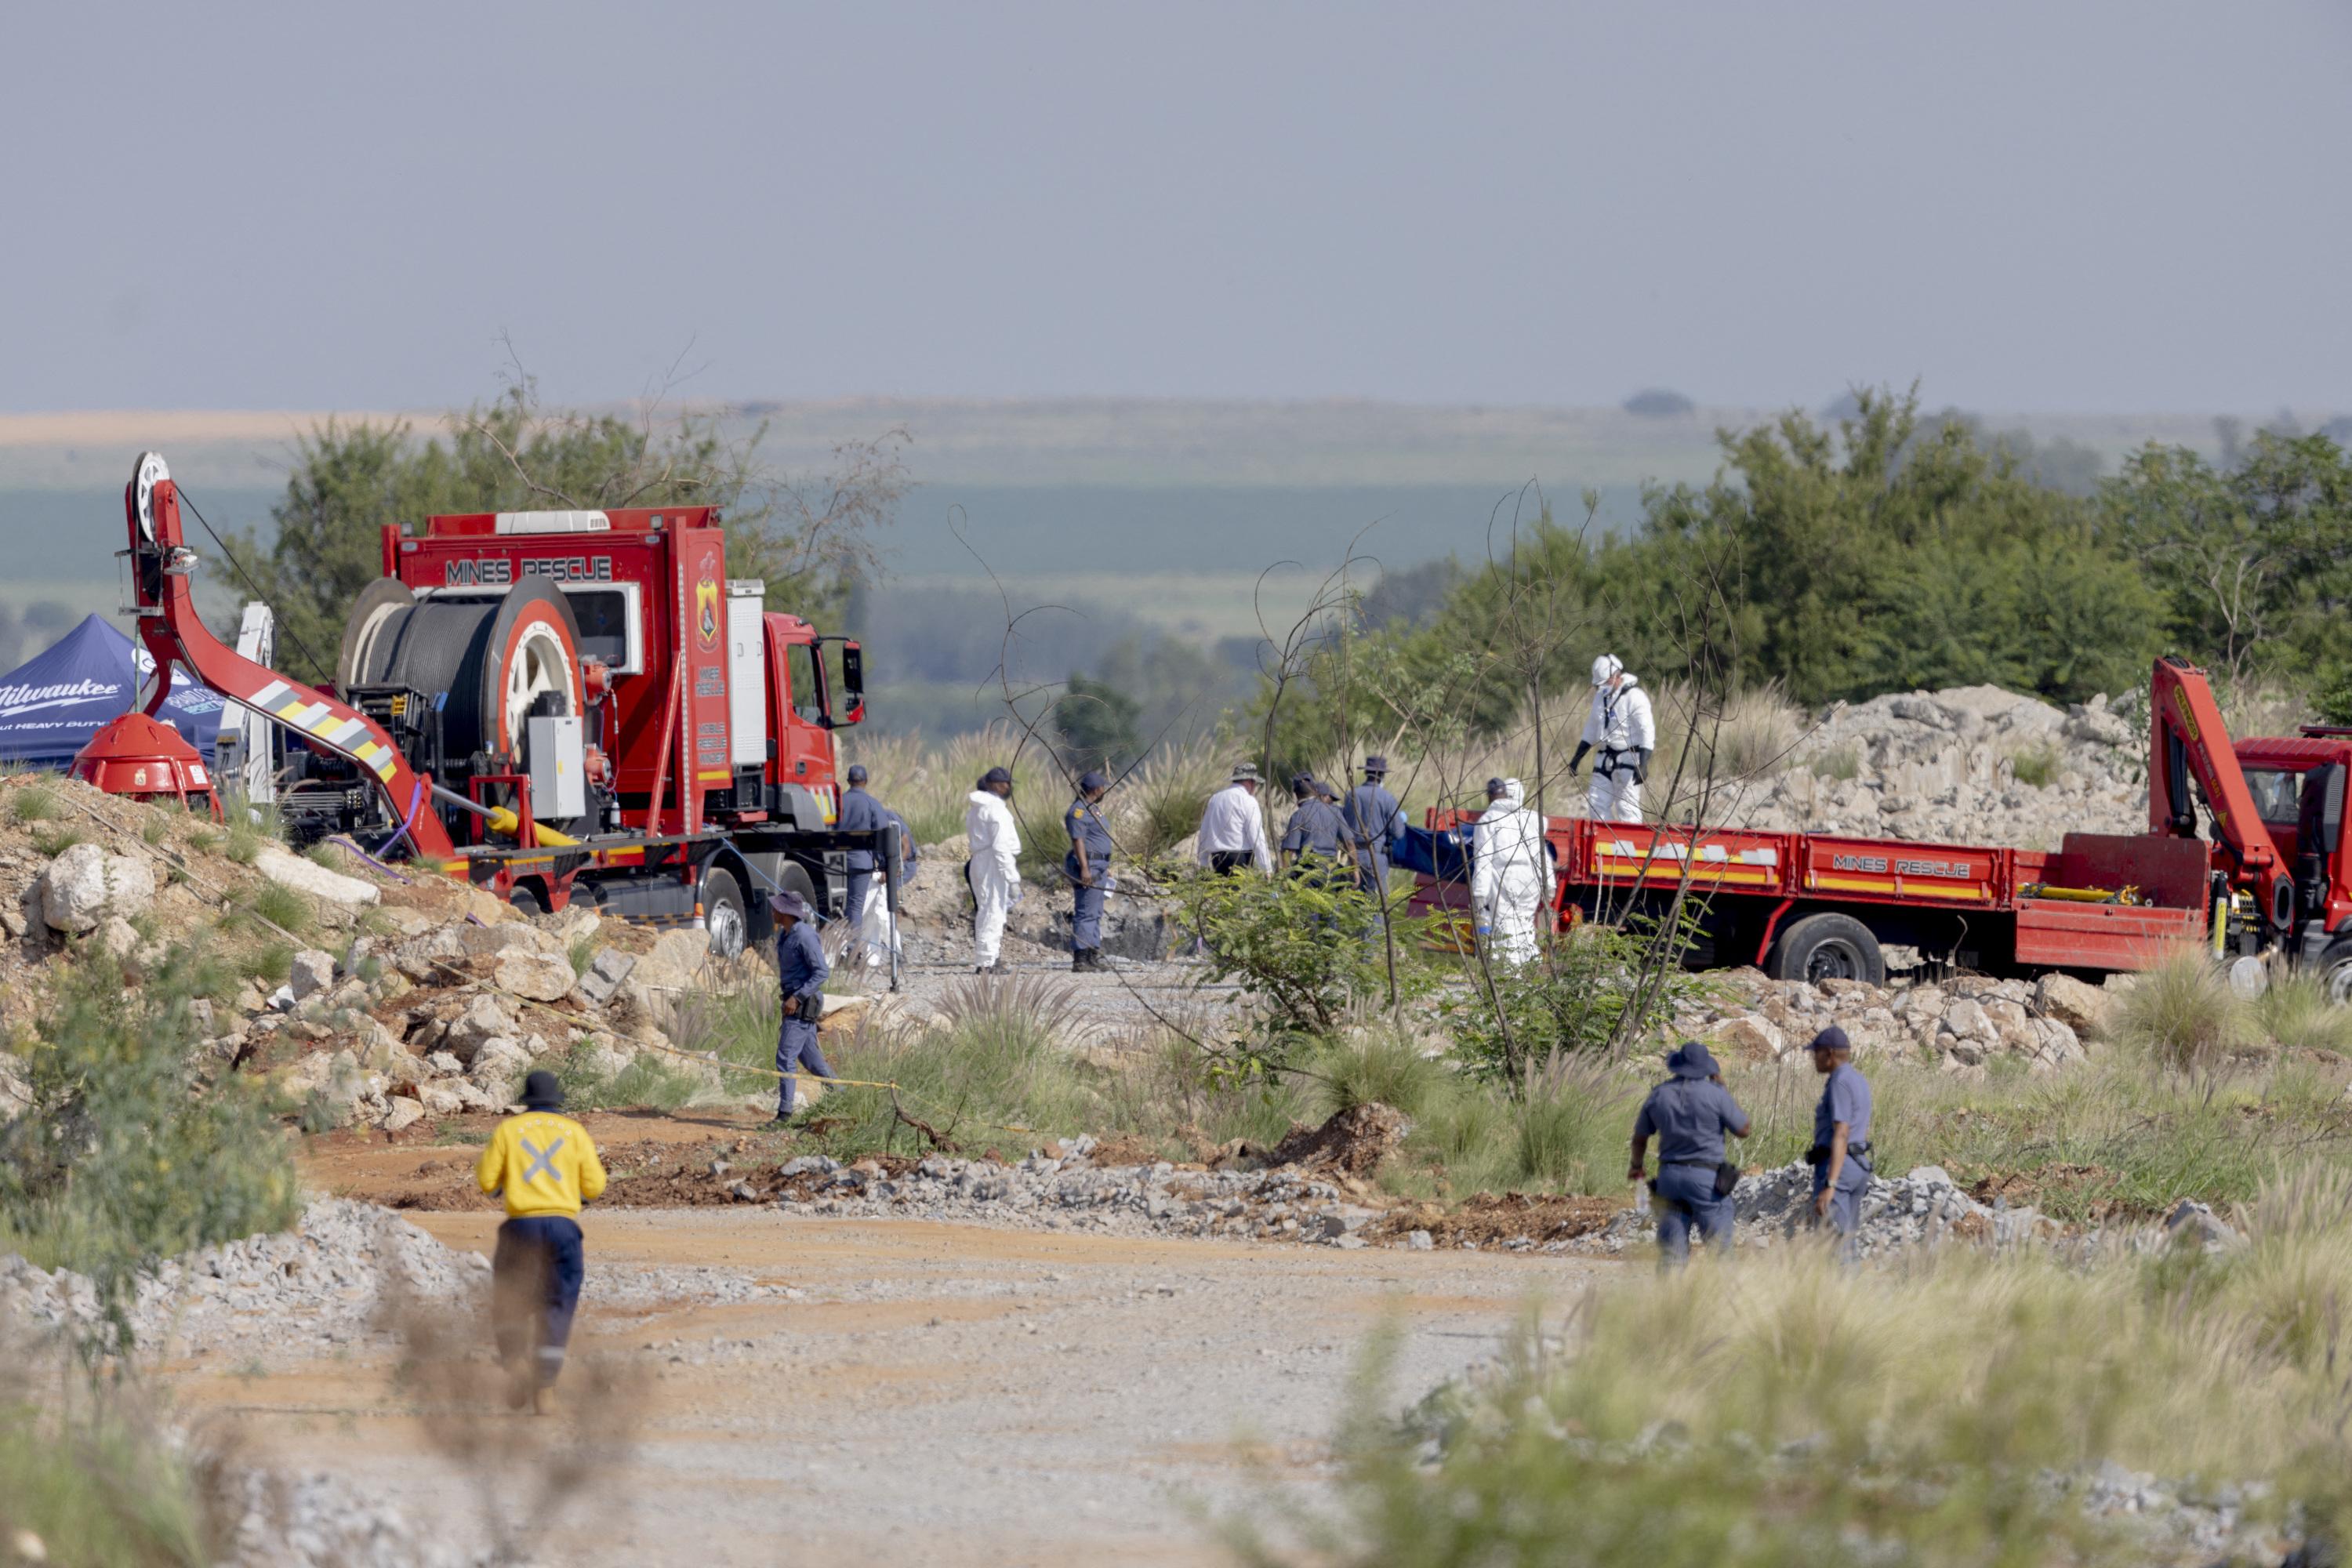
[508,883,546,916]
[1769,913,1885,986]
[702,867,749,960]
[2314,937,2352,1006]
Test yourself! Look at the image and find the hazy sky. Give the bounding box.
[5,2,2347,415]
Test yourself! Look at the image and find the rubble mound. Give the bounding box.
[1728,684,2146,850]
[1266,1102,1412,1177]
[1675,967,2107,1076]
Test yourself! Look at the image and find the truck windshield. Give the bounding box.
[2243,768,2303,830]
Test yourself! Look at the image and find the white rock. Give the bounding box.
[254,845,379,908]
[381,1096,425,1134]
[445,994,519,1064]
[289,948,338,1001]
[2034,972,2111,1033]
[494,950,576,1004]
[466,1036,535,1099]
[40,843,156,933]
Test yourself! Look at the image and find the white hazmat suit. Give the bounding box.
[964,789,1022,970]
[1472,777,1551,965]
[1581,663,1656,824]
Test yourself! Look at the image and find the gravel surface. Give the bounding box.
[181,1207,1610,1566]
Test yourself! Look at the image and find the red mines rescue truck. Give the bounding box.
[107,452,890,964]
[1415,655,2352,999]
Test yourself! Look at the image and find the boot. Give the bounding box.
[1071,953,1088,972]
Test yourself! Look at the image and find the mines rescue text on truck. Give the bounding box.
[79,452,892,967]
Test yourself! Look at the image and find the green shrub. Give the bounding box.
[234,882,311,938]
[1154,858,1427,1049]
[0,1378,212,1567]
[1309,1028,1450,1120]
[1443,917,1708,1083]
[1248,1211,2352,1568]
[0,947,300,1353]
[542,1038,710,1114]
[1809,746,1861,781]
[139,813,170,848]
[2008,740,2061,788]
[2257,971,2352,1055]
[2109,945,2255,1075]
[30,826,87,858]
[9,783,62,822]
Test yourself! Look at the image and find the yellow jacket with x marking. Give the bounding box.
[475,1110,608,1218]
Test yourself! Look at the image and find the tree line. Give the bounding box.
[1261,387,2352,767]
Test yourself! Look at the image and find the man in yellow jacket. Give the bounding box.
[475,1069,607,1414]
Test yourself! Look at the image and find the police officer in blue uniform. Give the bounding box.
[1343,756,1406,945]
[1279,775,1359,889]
[1807,1025,1875,1253]
[1629,1040,1751,1265]
[769,891,833,1123]
[1063,769,1115,972]
[835,764,886,932]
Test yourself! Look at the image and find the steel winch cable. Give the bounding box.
[172,485,335,685]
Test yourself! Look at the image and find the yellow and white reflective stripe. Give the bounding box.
[323,717,369,749]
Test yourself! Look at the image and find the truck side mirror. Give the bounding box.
[836,641,865,728]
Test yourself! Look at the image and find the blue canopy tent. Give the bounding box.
[0,614,227,769]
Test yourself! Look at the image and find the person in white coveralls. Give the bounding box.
[1471,775,1551,965]
[964,766,1022,973]
[1570,654,1655,823]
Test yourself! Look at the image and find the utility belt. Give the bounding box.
[1595,747,1637,776]
[1655,1157,1744,1199]
[1805,1141,1873,1167]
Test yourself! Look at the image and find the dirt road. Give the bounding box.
[169,1207,1610,1566]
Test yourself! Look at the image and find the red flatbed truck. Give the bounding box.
[1414,657,2352,996]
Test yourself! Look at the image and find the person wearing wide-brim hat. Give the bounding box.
[475,1069,607,1414]
[1628,1040,1751,1266]
[768,891,835,1121]
[1196,762,1274,877]
[1343,757,1406,950]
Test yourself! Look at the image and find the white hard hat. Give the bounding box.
[1591,654,1623,686]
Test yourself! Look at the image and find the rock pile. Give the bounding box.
[1726,684,2147,850]
[772,1140,1390,1248]
[0,1198,786,1355]
[1676,967,2114,1075]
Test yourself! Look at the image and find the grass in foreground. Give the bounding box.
[1232,1170,2352,1568]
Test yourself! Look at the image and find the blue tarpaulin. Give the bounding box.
[0,615,227,768]
[1392,822,1472,884]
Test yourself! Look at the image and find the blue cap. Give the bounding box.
[1809,1025,1852,1054]
[1078,769,1108,793]
[979,766,1013,788]
[1363,756,1388,774]
[846,764,869,784]
[1666,1041,1719,1079]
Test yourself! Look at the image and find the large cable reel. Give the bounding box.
[339,578,590,827]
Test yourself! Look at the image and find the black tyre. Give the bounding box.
[1768,913,1885,985]
[701,866,749,960]
[508,882,546,915]
[2313,936,2352,1006]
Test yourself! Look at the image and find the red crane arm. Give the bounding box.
[2148,654,2292,927]
[121,453,459,862]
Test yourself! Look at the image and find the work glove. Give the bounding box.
[1632,746,1653,785]
[1567,741,1591,778]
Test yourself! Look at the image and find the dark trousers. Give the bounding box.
[1652,1163,1733,1266]
[1356,849,1392,949]
[842,868,873,931]
[1208,851,1254,875]
[776,1015,833,1115]
[492,1215,584,1388]
[1067,855,1107,952]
